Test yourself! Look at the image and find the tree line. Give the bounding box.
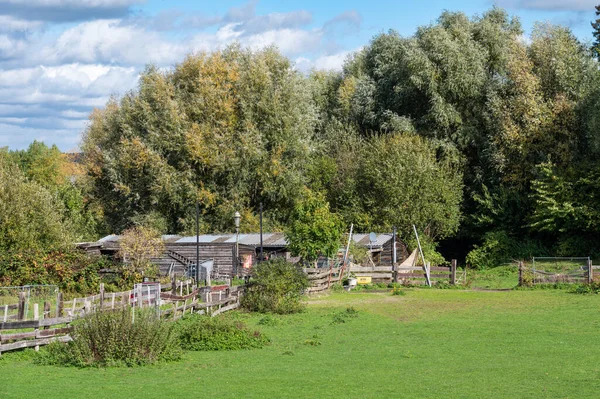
[2,7,600,269]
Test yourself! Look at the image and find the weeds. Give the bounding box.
[176,314,270,351]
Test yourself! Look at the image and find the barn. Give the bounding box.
[77,232,407,277]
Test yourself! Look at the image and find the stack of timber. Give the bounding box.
[304,267,343,293]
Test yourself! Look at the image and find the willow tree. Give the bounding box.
[82,45,318,234]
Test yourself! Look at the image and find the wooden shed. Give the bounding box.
[77,232,406,277]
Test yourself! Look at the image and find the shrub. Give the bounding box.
[0,248,115,294]
[242,259,309,314]
[570,281,600,294]
[391,286,406,296]
[38,308,181,367]
[176,315,269,351]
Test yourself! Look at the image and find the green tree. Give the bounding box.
[285,189,344,265]
[358,133,463,241]
[0,152,75,251]
[82,46,317,235]
[591,5,600,59]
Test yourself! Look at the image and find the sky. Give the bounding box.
[0,0,598,151]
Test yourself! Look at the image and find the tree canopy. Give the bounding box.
[4,5,600,268]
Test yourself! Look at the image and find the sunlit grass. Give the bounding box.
[2,289,599,398]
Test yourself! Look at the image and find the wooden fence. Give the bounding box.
[305,260,458,293]
[0,284,244,356]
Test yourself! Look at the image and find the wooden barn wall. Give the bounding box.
[153,243,255,276]
[378,241,408,265]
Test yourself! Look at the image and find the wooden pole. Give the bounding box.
[2,304,7,322]
[413,225,430,287]
[339,224,353,280]
[588,258,593,284]
[43,301,50,319]
[392,226,398,283]
[57,292,63,318]
[518,261,523,286]
[99,283,105,309]
[451,259,457,285]
[33,304,39,351]
[17,292,26,321]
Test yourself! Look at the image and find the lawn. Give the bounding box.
[2,289,599,398]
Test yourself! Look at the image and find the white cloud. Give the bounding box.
[294,49,357,73]
[239,28,322,55]
[0,3,362,150]
[41,19,186,66]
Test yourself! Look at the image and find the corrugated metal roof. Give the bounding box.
[352,233,392,247]
[96,232,392,248]
[98,234,119,243]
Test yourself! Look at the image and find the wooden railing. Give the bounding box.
[304,261,458,293]
[0,284,245,356]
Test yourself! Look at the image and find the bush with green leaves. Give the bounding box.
[38,308,181,367]
[176,314,269,351]
[242,259,309,314]
[0,249,116,293]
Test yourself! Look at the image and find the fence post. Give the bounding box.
[518,261,523,286]
[33,303,40,351]
[155,285,161,318]
[588,259,593,284]
[43,301,50,319]
[57,292,63,318]
[3,304,7,322]
[451,259,457,285]
[99,283,105,309]
[17,292,26,320]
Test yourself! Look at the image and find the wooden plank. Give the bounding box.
[307,270,335,280]
[1,331,36,341]
[211,303,239,317]
[0,320,39,330]
[39,317,72,327]
[391,273,451,278]
[1,327,71,342]
[0,335,71,352]
[348,266,393,272]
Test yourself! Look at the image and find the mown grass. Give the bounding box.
[2,289,600,398]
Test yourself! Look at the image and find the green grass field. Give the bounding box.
[2,289,600,398]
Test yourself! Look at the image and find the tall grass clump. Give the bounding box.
[39,308,181,367]
[242,259,309,314]
[176,314,269,351]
